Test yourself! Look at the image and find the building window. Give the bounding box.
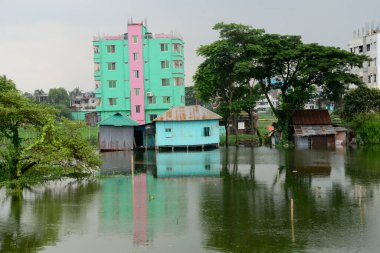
[173,60,183,68]
[135,105,141,113]
[135,88,140,96]
[107,62,116,70]
[367,44,371,51]
[162,78,170,86]
[94,63,100,72]
[132,35,138,43]
[107,45,115,53]
[174,77,184,86]
[93,45,99,54]
[160,43,168,51]
[368,75,372,83]
[150,114,157,121]
[108,80,116,88]
[134,70,139,78]
[161,60,169,69]
[374,74,377,82]
[181,96,185,104]
[204,127,210,136]
[148,96,156,104]
[95,80,100,89]
[108,98,117,106]
[163,96,171,104]
[173,43,182,53]
[133,52,138,61]
[165,128,172,138]
[359,46,363,53]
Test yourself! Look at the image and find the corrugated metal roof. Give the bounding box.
[153,105,222,121]
[291,110,332,125]
[98,113,139,126]
[293,125,336,136]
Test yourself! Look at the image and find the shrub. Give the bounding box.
[350,112,380,144]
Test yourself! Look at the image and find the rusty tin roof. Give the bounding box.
[154,105,222,121]
[293,125,336,136]
[291,110,332,125]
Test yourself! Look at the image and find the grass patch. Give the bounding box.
[78,126,99,146]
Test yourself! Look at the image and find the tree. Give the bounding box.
[0,75,16,92]
[0,78,101,180]
[341,86,380,121]
[48,87,71,119]
[194,24,264,146]
[195,23,367,143]
[185,86,198,106]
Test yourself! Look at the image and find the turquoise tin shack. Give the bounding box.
[153,105,222,150]
[98,112,139,151]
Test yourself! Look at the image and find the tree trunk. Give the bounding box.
[231,113,239,146]
[224,120,229,147]
[10,126,21,179]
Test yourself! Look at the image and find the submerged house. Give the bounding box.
[98,113,139,151]
[153,105,222,150]
[290,110,337,149]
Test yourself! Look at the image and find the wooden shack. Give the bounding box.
[290,110,336,149]
[98,113,139,151]
[153,105,222,150]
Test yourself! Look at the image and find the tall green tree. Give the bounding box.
[194,24,264,145]
[194,23,367,143]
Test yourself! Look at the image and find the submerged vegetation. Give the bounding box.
[0,75,102,182]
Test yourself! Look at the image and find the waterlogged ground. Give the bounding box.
[1,147,380,253]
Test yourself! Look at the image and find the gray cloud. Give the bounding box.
[1,0,379,93]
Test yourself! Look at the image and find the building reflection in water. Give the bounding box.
[156,149,221,178]
[100,149,221,246]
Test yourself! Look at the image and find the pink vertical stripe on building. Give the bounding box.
[128,24,145,124]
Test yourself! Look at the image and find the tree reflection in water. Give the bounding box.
[200,147,378,253]
[0,179,100,253]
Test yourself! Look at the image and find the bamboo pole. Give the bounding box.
[291,198,295,242]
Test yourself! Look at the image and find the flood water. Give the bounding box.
[1,146,380,253]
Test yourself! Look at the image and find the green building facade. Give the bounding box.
[93,22,185,124]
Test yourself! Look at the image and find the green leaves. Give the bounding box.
[1,78,101,180]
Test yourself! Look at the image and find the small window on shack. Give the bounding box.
[165,127,172,138]
[204,127,210,136]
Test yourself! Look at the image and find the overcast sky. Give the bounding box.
[1,0,379,93]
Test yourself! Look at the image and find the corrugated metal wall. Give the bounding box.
[99,126,135,151]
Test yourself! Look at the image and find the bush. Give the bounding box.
[350,112,380,144]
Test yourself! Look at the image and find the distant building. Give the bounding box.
[153,105,222,150]
[93,21,185,124]
[70,91,98,123]
[70,91,98,111]
[255,91,279,113]
[348,24,380,88]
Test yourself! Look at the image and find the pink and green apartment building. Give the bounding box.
[93,22,185,124]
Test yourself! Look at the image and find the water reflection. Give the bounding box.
[156,150,220,177]
[200,147,380,252]
[0,179,100,253]
[1,147,380,252]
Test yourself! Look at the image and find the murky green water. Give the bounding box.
[1,147,380,253]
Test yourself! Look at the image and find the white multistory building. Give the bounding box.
[348,24,380,89]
